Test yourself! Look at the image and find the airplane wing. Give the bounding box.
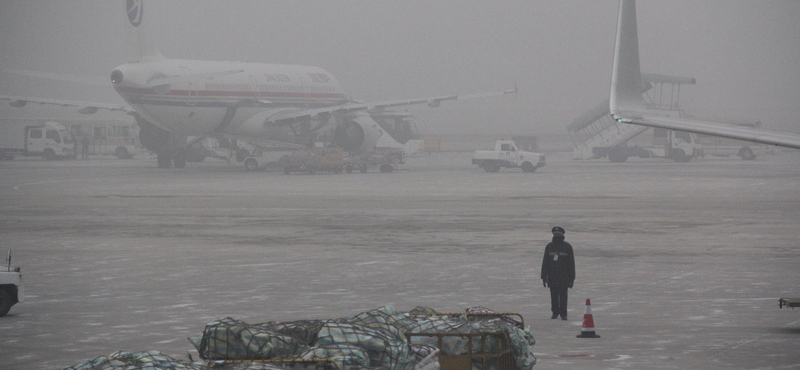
[4,67,514,124]
[619,113,800,149]
[610,0,800,150]
[4,68,109,86]
[0,95,131,114]
[2,69,134,114]
[261,85,518,124]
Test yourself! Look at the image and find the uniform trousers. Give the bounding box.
[549,286,569,317]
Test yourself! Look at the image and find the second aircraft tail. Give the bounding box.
[609,0,645,120]
[125,0,164,61]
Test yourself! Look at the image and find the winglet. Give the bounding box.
[609,0,645,121]
[507,82,518,95]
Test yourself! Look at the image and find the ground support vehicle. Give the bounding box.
[779,298,799,309]
[279,148,344,174]
[0,120,74,160]
[238,139,306,171]
[472,140,546,173]
[68,121,141,159]
[345,147,404,173]
[694,134,775,160]
[602,129,698,163]
[0,251,23,317]
[242,150,287,171]
[184,136,237,163]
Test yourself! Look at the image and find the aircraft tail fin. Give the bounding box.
[609,0,645,120]
[125,0,164,61]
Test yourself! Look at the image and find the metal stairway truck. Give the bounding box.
[568,98,649,160]
[568,73,696,160]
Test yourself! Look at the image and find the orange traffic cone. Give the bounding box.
[576,298,601,338]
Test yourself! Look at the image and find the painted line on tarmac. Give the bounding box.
[714,319,800,359]
[11,179,84,191]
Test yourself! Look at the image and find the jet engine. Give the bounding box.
[136,117,171,155]
[333,114,382,154]
[133,114,187,168]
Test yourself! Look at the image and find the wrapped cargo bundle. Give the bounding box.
[191,317,308,360]
[224,364,291,370]
[464,307,523,328]
[61,350,203,370]
[299,344,370,370]
[314,321,415,370]
[400,307,536,370]
[261,319,328,346]
[188,309,416,370]
[183,305,534,370]
[337,305,535,370]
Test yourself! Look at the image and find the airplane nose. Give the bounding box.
[111,69,123,84]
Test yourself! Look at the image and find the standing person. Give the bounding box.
[541,226,575,320]
[72,134,78,160]
[81,135,90,159]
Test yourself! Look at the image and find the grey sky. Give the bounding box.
[1,0,798,135]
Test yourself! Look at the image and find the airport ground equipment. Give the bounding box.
[603,128,698,163]
[238,139,306,171]
[568,74,699,163]
[279,148,345,174]
[472,140,545,173]
[0,250,23,317]
[0,119,75,160]
[779,298,800,309]
[345,147,404,173]
[693,125,774,160]
[66,120,142,159]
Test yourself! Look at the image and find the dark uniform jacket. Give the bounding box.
[540,235,575,288]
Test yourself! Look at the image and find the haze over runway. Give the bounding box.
[1,1,800,369]
[0,151,798,369]
[2,1,799,136]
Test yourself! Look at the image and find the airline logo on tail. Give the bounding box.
[126,0,143,27]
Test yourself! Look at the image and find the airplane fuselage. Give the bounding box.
[111,59,348,138]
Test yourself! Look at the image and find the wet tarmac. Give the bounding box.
[1,150,799,369]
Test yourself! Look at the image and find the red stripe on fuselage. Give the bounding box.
[113,85,348,102]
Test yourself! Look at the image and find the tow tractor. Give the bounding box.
[345,147,404,173]
[0,250,23,317]
[278,147,344,174]
[779,298,800,309]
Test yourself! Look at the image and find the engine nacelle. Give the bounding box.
[334,115,382,154]
[136,119,170,155]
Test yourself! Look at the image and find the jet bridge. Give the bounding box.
[569,73,696,160]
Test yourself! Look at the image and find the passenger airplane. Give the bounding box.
[610,0,800,151]
[1,0,515,168]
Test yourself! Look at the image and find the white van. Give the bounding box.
[70,122,142,159]
[0,120,74,160]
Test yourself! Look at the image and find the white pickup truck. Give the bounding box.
[472,140,546,173]
[0,251,23,317]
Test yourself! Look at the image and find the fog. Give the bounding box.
[2,151,800,370]
[2,1,799,135]
[2,3,800,369]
